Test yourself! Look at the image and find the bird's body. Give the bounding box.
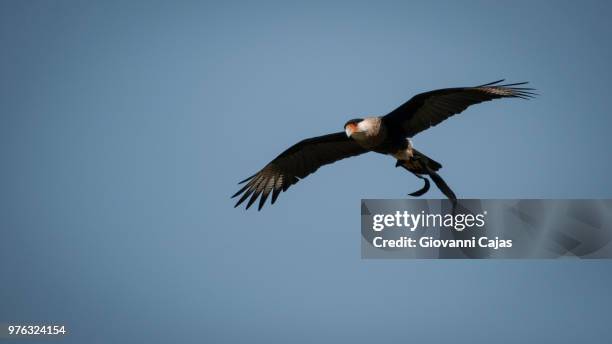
[232,80,535,210]
[390,139,414,161]
[345,117,414,160]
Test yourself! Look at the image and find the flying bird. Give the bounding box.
[232,80,535,210]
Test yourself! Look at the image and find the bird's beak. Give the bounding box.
[345,124,355,138]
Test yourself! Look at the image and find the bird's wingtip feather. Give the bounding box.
[238,173,257,184]
[478,79,505,87]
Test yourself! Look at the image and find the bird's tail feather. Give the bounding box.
[425,166,457,208]
[396,152,457,210]
[412,149,441,171]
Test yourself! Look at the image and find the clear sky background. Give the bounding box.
[1,1,612,343]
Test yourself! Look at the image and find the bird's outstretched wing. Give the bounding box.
[383,80,536,137]
[232,132,368,210]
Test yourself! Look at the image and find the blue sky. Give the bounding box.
[1,1,612,343]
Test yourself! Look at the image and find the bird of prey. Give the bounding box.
[232,80,535,210]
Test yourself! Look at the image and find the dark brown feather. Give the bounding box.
[232,132,368,210]
[383,80,536,137]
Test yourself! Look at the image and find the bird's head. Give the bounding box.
[344,118,364,138]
